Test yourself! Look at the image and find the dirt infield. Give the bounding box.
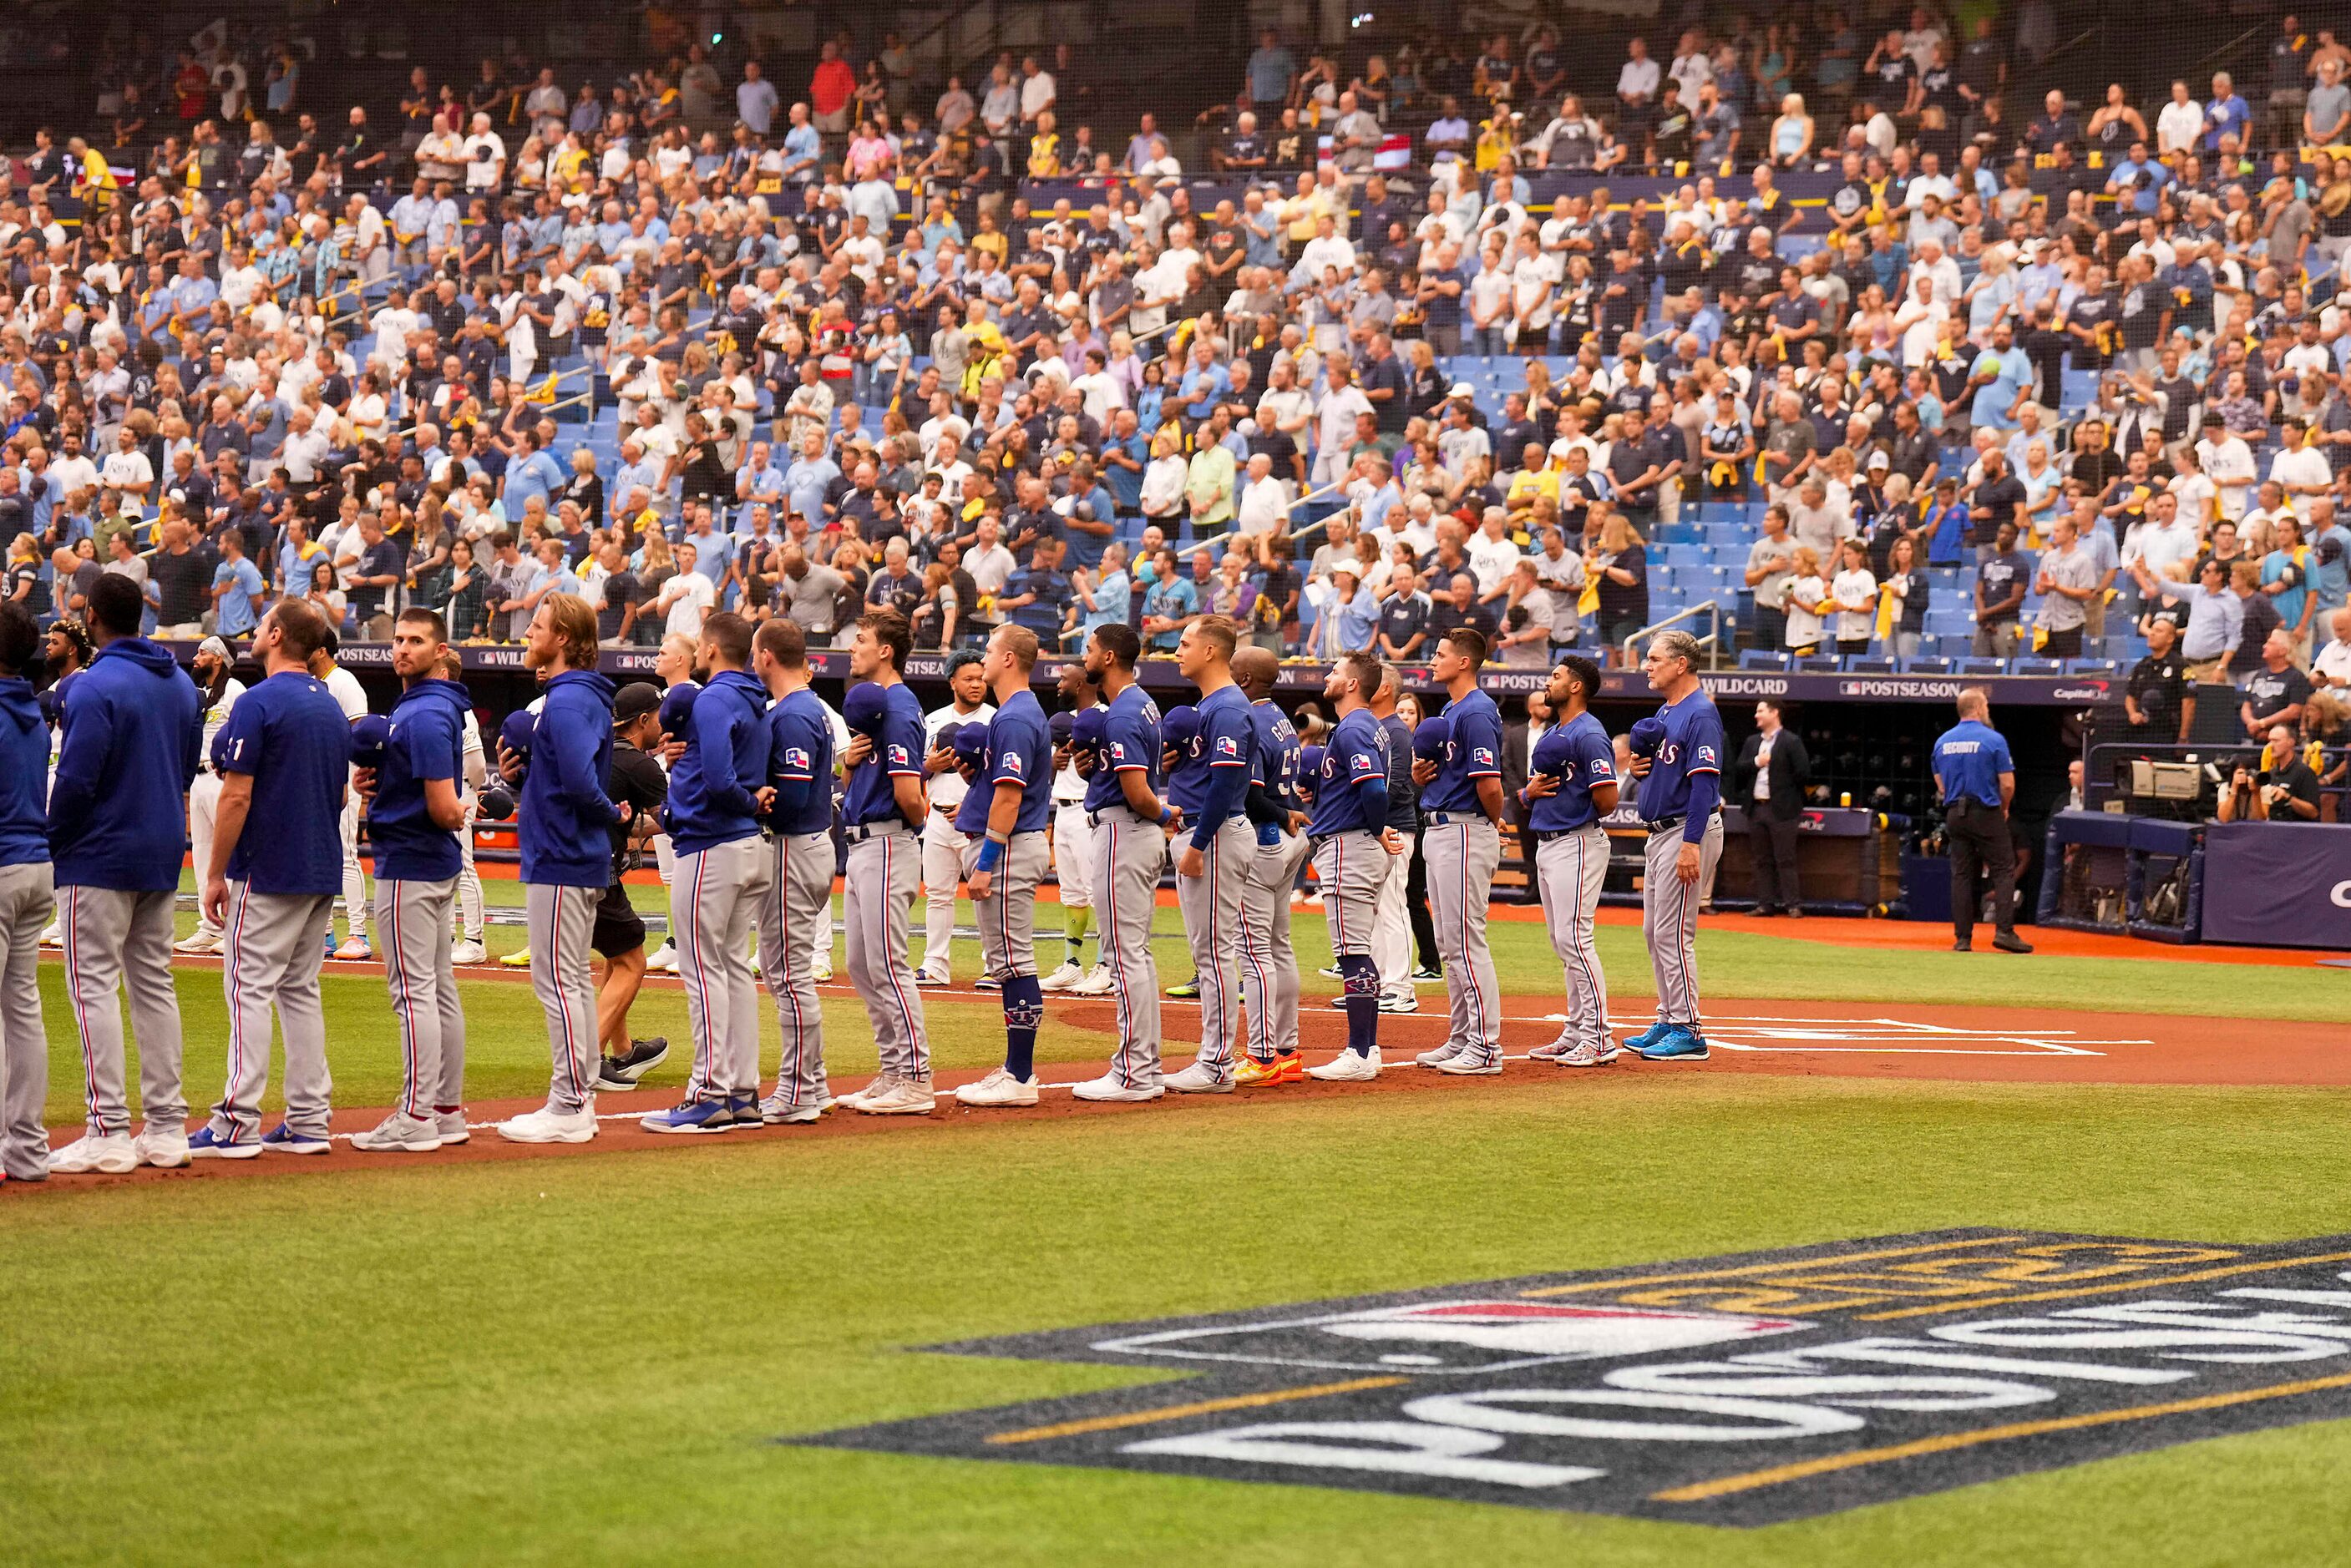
[18,988,2349,1194]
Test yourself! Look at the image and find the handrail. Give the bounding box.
[1620,597,1725,669]
[2196,20,2271,72]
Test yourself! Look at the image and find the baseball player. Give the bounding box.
[637,632,702,975]
[442,650,490,966]
[1232,645,1308,1085]
[1366,666,1421,1014]
[0,602,54,1186]
[34,618,91,951]
[190,597,355,1158]
[1624,629,1726,1062]
[951,625,1056,1106]
[172,636,246,957]
[1305,653,1401,1081]
[1411,626,1508,1074]
[348,609,471,1152]
[314,629,374,962]
[642,612,776,1135]
[916,649,991,985]
[1067,622,1175,1101]
[834,608,934,1115]
[498,594,626,1143]
[47,574,201,1175]
[1041,659,1107,993]
[1519,655,1621,1066]
[752,620,837,1124]
[592,684,673,1092]
[1161,615,1257,1093]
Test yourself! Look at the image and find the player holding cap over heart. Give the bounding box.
[1624,630,1725,1062]
[1518,654,1620,1066]
[1231,645,1309,1085]
[833,609,934,1115]
[751,618,839,1124]
[1161,615,1256,1093]
[1411,626,1509,1075]
[949,626,1056,1106]
[1303,652,1402,1081]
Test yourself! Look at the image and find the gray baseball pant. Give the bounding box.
[1425,817,1504,1063]
[1092,807,1166,1089]
[758,830,834,1107]
[844,828,929,1083]
[526,882,601,1114]
[672,837,775,1101]
[209,885,336,1141]
[1174,816,1253,1072]
[963,829,1049,979]
[1238,829,1309,1060]
[58,883,185,1138]
[375,876,465,1122]
[0,862,53,1180]
[1643,815,1724,1028]
[1537,826,1612,1050]
[1311,830,1388,957]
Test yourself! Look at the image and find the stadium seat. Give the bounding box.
[1795,655,1841,673]
[1738,650,1792,670]
[2064,659,2122,676]
[2009,658,2064,676]
[1958,659,2007,676]
[1903,657,1956,673]
[1842,656,1897,672]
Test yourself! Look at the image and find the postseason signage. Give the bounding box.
[799,1229,2351,1526]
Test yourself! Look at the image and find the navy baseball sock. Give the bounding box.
[1338,953,1379,1056]
[1003,974,1045,1080]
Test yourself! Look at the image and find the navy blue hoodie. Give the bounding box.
[519,668,620,888]
[0,677,46,867]
[50,638,201,890]
[371,676,471,883]
[665,668,772,857]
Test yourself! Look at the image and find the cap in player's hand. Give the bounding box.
[1411,716,1452,761]
[1629,716,1668,757]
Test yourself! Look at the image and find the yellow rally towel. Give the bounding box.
[524,373,560,404]
[1874,580,1899,642]
[1577,578,1600,616]
[2032,625,2049,652]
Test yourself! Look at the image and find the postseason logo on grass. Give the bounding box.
[797,1228,2351,1526]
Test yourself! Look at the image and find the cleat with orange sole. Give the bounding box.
[1234,1052,1304,1086]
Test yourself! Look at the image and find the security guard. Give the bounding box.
[1931,690,2034,954]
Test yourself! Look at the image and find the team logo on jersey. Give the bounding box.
[1215,735,1239,759]
[1694,744,1718,767]
[1472,747,1495,768]
[1001,749,1025,776]
[783,746,811,770]
[1592,758,1615,779]
[797,1227,2351,1525]
[887,744,910,766]
[1109,741,1129,762]
[1349,752,1377,776]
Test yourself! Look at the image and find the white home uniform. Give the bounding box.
[1047,704,1102,989]
[322,662,371,950]
[179,675,248,951]
[453,706,486,954]
[919,696,992,982]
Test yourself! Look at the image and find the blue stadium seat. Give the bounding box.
[2009,657,2064,676]
[1738,650,1792,670]
[1958,659,2007,676]
[2064,659,2122,676]
[1842,656,1898,672]
[1795,655,1841,673]
[1903,656,1956,673]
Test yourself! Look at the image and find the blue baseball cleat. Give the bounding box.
[1622,1020,1673,1052]
[723,1094,764,1130]
[186,1127,261,1161]
[260,1124,331,1155]
[640,1098,736,1135]
[1638,1027,1710,1062]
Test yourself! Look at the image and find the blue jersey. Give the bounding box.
[212,670,352,896]
[1084,684,1162,814]
[1528,713,1619,832]
[763,688,837,837]
[1933,718,2014,807]
[842,680,927,827]
[665,669,772,856]
[369,676,469,883]
[1168,685,1254,838]
[1422,687,1502,814]
[0,678,48,867]
[519,670,621,888]
[1250,698,1303,812]
[1634,688,1725,826]
[1306,708,1392,837]
[955,687,1054,835]
[48,637,201,892]
[1378,712,1418,831]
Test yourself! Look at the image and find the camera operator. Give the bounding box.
[2217,725,2321,822]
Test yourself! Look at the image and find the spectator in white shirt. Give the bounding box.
[1617,38,1661,105]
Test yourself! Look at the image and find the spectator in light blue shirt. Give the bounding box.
[1081,546,1132,633]
[1968,324,2033,432]
[782,108,822,184]
[211,536,266,636]
[502,431,566,518]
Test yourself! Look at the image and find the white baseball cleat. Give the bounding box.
[1307,1048,1381,1081]
[132,1125,190,1168]
[351,1116,444,1153]
[38,921,61,948]
[332,937,374,962]
[173,932,223,955]
[1527,1034,1575,1061]
[496,1105,599,1144]
[1036,961,1084,993]
[48,1133,138,1175]
[435,1110,472,1145]
[1436,1051,1503,1075]
[449,938,489,966]
[758,1091,828,1124]
[1414,1041,1465,1069]
[833,1075,892,1111]
[1162,1060,1234,1094]
[1556,1041,1621,1068]
[854,1077,936,1115]
[954,1066,1041,1107]
[1378,994,1419,1014]
[1068,1072,1165,1102]
[1072,964,1113,995]
[645,942,681,974]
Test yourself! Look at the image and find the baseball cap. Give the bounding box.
[1071,706,1109,752]
[657,683,701,737]
[1629,716,1667,758]
[1866,450,1891,470]
[1448,382,1477,400]
[1048,710,1077,746]
[1531,728,1577,778]
[1297,743,1326,782]
[1161,705,1200,751]
[612,681,662,724]
[952,720,991,771]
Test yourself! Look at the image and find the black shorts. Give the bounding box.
[591,882,646,959]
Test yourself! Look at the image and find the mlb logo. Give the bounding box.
[783,747,810,770]
[1094,1299,1801,1374]
[1216,735,1238,759]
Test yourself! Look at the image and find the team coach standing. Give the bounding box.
[1730,698,1809,917]
[1932,689,2034,954]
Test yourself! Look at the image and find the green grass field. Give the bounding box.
[7,880,2348,1564]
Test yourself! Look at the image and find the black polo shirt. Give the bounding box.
[2126,650,2188,736]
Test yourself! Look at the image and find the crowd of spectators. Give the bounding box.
[0,2,2348,808]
